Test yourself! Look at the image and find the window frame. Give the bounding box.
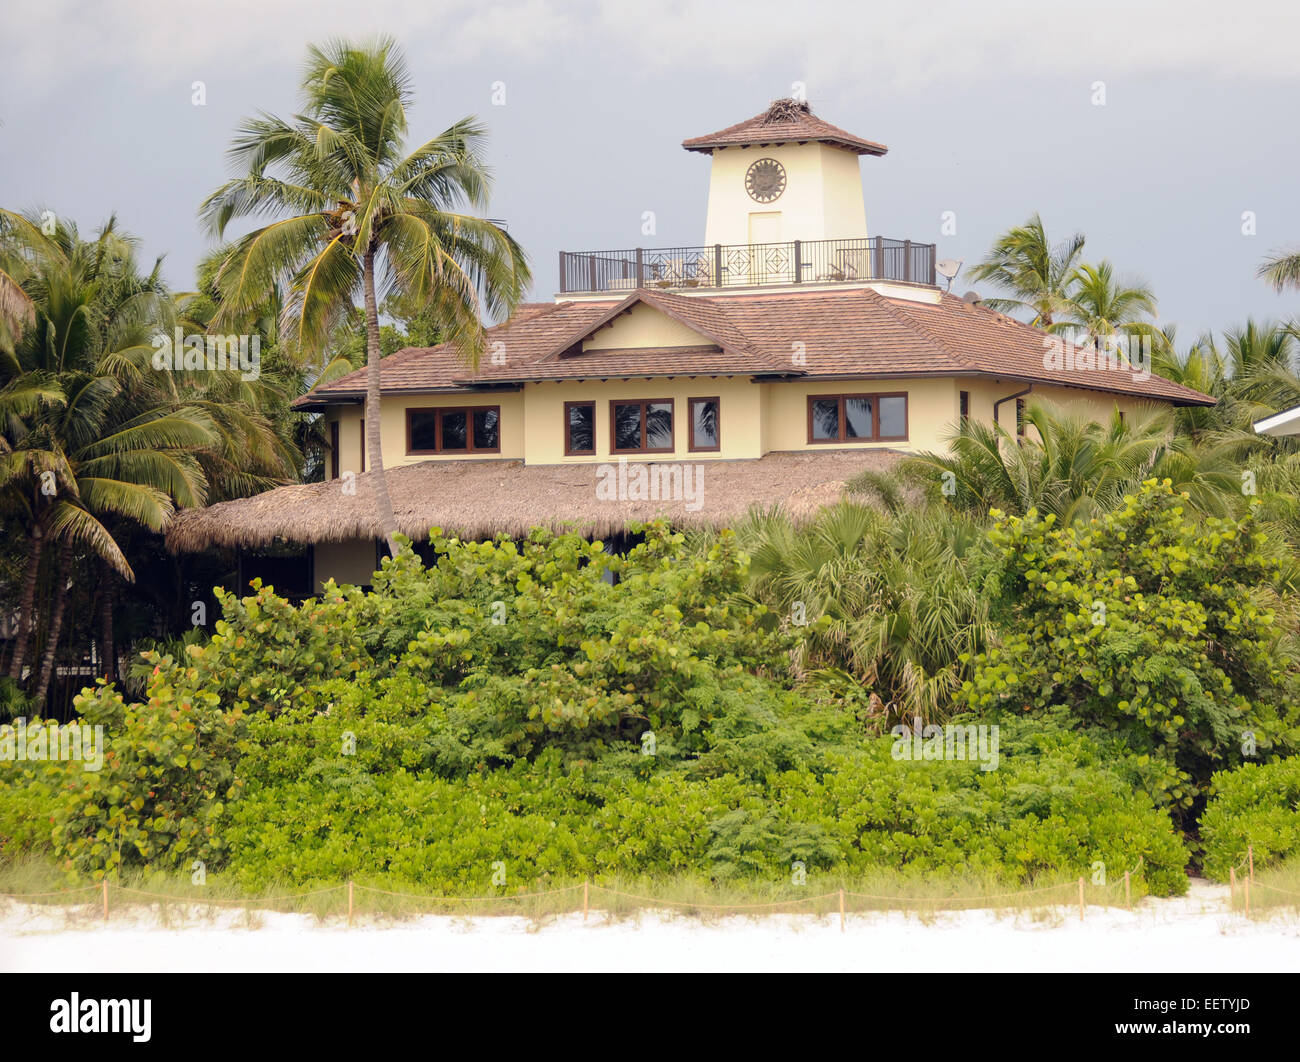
[564,400,597,456]
[329,419,340,479]
[405,405,502,456]
[609,398,675,455]
[805,392,909,444]
[687,396,721,453]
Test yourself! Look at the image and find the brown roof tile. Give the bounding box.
[682,99,888,156]
[293,286,1215,409]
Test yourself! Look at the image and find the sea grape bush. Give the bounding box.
[956,479,1300,811]
[1199,758,1300,880]
[3,522,1190,893]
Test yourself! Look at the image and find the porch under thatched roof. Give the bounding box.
[165,450,902,552]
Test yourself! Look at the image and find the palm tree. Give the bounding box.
[1053,260,1158,345]
[897,400,1176,524]
[1259,249,1300,293]
[734,501,993,724]
[0,214,214,699]
[968,213,1085,326]
[200,37,531,554]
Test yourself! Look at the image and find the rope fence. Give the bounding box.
[0,852,1222,928]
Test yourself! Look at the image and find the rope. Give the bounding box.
[845,880,1075,902]
[112,884,347,905]
[351,882,585,903]
[1249,881,1300,899]
[590,885,839,911]
[0,884,101,898]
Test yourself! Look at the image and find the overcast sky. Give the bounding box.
[3,0,1298,340]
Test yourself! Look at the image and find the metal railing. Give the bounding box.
[558,236,936,293]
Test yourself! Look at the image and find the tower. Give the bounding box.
[682,98,887,248]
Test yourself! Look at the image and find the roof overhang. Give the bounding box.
[1254,404,1300,437]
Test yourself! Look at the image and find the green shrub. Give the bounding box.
[957,479,1300,811]
[9,522,1189,897]
[1200,757,1300,880]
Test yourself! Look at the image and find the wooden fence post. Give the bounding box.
[1077,877,1085,921]
[1244,874,1251,917]
[1248,845,1254,883]
[839,888,845,932]
[347,881,354,927]
[102,878,109,921]
[583,880,589,922]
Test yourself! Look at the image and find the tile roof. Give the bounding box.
[293,287,1215,409]
[682,99,888,156]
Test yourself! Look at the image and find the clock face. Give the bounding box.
[745,157,786,204]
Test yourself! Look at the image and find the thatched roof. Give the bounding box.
[165,450,902,553]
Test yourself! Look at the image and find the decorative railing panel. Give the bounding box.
[559,237,936,293]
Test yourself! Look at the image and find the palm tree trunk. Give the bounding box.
[362,248,401,555]
[7,522,44,683]
[32,542,72,709]
[98,573,116,684]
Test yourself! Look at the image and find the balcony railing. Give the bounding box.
[558,236,936,294]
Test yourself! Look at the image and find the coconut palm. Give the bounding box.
[1259,249,1300,293]
[200,36,531,554]
[968,213,1085,326]
[0,215,214,699]
[1053,260,1158,345]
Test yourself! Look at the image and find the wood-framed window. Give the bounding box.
[959,390,970,425]
[688,397,720,452]
[564,401,596,455]
[406,405,501,455]
[610,398,674,454]
[806,393,908,444]
[329,420,340,479]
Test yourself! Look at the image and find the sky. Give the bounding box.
[2,0,1299,341]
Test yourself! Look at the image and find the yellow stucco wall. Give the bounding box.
[583,303,707,350]
[522,376,763,463]
[323,374,1178,477]
[326,391,526,476]
[959,378,1155,441]
[763,376,959,454]
[702,142,868,247]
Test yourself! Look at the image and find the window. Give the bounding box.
[806,393,908,443]
[611,399,674,453]
[565,401,595,455]
[329,420,340,479]
[406,406,501,455]
[688,397,720,452]
[959,390,970,424]
[1015,398,1026,438]
[359,418,366,473]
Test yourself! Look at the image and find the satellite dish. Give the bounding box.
[934,258,963,292]
[962,290,982,304]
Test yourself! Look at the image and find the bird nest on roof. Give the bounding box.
[762,98,813,124]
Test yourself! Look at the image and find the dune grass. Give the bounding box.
[0,855,1163,927]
